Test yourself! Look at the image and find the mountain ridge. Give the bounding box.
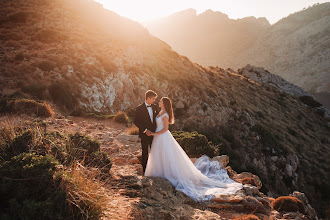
[146,3,330,108]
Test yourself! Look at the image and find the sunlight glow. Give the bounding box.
[96,0,329,24]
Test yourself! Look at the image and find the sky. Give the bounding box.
[95,0,329,24]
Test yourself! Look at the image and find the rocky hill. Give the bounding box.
[0,0,329,218]
[146,3,330,108]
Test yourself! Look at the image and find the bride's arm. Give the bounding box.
[151,116,169,136]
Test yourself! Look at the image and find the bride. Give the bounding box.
[145,97,242,202]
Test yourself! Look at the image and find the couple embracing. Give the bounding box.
[134,90,242,202]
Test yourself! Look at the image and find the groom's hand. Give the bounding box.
[146,130,151,136]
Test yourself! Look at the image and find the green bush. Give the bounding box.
[66,132,111,172]
[68,132,100,154]
[0,153,70,219]
[113,111,129,124]
[172,131,218,157]
[4,129,33,160]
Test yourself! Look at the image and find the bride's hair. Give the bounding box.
[161,97,174,124]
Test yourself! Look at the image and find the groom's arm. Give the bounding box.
[133,106,146,131]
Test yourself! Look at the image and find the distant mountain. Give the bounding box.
[146,3,330,108]
[145,8,270,68]
[0,0,329,217]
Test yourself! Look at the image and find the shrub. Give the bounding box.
[172,131,218,157]
[272,196,305,213]
[68,132,100,155]
[4,129,33,160]
[0,124,110,218]
[6,99,54,117]
[67,132,111,173]
[0,153,70,219]
[113,111,129,124]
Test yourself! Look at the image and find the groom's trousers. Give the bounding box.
[141,137,152,174]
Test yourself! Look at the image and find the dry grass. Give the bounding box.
[113,111,129,124]
[127,125,139,135]
[60,163,107,220]
[272,196,305,213]
[6,99,54,117]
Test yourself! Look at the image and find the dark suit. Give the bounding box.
[134,103,159,174]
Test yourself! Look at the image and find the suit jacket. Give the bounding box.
[134,103,159,141]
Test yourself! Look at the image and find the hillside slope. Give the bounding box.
[0,0,329,217]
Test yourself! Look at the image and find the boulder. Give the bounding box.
[234,172,262,189]
[212,155,229,168]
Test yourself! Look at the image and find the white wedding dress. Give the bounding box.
[145,113,242,202]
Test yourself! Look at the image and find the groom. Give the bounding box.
[134,90,159,175]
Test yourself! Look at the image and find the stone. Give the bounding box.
[290,191,308,205]
[270,210,280,219]
[56,119,67,125]
[211,155,229,168]
[243,185,261,196]
[235,172,262,189]
[271,156,278,162]
[129,157,140,165]
[285,164,293,177]
[113,157,126,165]
[242,196,268,214]
[207,202,244,210]
[211,194,244,203]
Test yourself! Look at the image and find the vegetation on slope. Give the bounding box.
[0,119,111,219]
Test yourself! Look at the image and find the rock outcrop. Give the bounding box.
[238,64,330,120]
